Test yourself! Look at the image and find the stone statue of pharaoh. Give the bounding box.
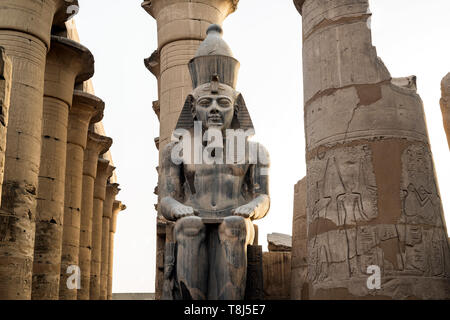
[159,24,270,300]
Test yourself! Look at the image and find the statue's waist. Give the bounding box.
[196,207,233,218]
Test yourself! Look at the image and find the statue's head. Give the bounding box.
[175,24,254,133]
[190,78,238,131]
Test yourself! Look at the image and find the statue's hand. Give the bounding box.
[171,204,196,220]
[232,204,255,219]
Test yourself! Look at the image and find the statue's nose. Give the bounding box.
[210,101,219,113]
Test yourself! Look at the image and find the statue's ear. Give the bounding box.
[175,94,195,130]
[231,93,255,132]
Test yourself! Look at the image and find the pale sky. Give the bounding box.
[75,0,450,293]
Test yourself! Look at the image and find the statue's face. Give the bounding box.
[192,83,237,131]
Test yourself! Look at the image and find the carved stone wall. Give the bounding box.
[295,0,450,299]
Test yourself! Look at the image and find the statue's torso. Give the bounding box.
[182,162,252,218]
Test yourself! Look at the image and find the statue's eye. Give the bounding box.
[218,99,231,108]
[198,99,211,107]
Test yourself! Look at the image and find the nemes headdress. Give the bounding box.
[175,24,254,132]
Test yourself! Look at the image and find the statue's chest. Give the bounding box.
[182,163,249,196]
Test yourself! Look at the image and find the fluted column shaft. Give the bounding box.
[99,183,119,300]
[90,159,114,300]
[107,200,126,300]
[59,91,103,300]
[296,0,450,299]
[78,131,111,300]
[31,36,94,300]
[0,0,73,300]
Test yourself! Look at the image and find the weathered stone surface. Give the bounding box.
[59,91,104,300]
[78,131,111,300]
[89,159,114,300]
[0,0,74,300]
[291,178,308,300]
[107,200,126,300]
[32,35,94,300]
[297,0,450,299]
[263,252,291,300]
[440,73,450,149]
[267,233,292,252]
[244,245,264,300]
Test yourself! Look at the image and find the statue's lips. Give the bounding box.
[207,116,223,124]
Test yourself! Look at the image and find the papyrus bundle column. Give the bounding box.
[107,200,126,300]
[295,0,450,299]
[31,36,94,300]
[440,73,450,149]
[0,0,73,300]
[59,91,104,300]
[90,159,114,300]
[78,131,111,300]
[0,48,11,207]
[99,183,120,300]
[141,0,239,299]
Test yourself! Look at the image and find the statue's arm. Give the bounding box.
[233,143,270,220]
[160,142,195,221]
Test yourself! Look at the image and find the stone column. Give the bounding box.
[295,0,450,299]
[90,159,115,300]
[78,131,112,300]
[440,73,450,149]
[0,0,74,300]
[31,36,94,300]
[290,178,308,300]
[0,48,11,206]
[141,0,239,299]
[99,183,120,300]
[59,91,104,300]
[107,200,126,300]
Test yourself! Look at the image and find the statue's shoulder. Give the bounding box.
[248,141,270,166]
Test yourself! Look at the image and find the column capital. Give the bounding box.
[106,183,121,200]
[68,90,105,148]
[442,73,450,97]
[293,0,305,15]
[45,36,94,105]
[144,50,160,78]
[111,200,126,233]
[0,0,77,50]
[87,131,113,157]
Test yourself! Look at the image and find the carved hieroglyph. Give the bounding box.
[295,0,450,299]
